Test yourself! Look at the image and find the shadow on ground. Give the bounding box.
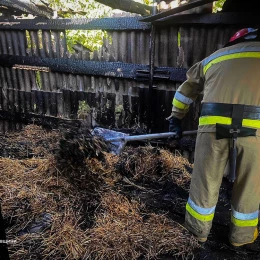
[119,174,260,260]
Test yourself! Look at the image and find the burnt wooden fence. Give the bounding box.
[0,13,258,133]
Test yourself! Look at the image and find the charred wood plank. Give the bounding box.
[0,0,52,18]
[0,54,187,83]
[153,12,260,26]
[95,0,152,16]
[141,0,215,22]
[0,17,150,31]
[0,109,85,130]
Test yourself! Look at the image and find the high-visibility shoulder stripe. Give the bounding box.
[232,206,259,221]
[199,116,260,129]
[186,203,214,222]
[203,52,260,74]
[188,198,216,215]
[174,92,193,105]
[202,47,260,67]
[231,216,258,227]
[172,98,189,110]
[202,47,260,74]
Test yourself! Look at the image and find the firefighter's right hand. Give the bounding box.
[168,116,182,139]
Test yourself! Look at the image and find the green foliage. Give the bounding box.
[44,0,153,52]
[46,0,111,52]
[48,0,111,18]
[35,71,42,90]
[135,0,153,5]
[78,100,91,119]
[66,30,107,52]
[213,0,226,13]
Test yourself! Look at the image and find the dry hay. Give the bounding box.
[86,153,120,186]
[0,125,61,159]
[58,130,109,166]
[160,150,193,191]
[0,125,198,260]
[116,146,192,190]
[84,192,199,260]
[55,130,112,190]
[0,157,87,259]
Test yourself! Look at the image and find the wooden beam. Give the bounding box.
[95,0,153,16]
[0,0,53,18]
[140,0,215,22]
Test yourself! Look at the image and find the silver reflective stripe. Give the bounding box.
[231,206,259,220]
[202,46,260,67]
[188,197,216,215]
[174,92,193,105]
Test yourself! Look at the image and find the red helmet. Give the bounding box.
[229,28,258,43]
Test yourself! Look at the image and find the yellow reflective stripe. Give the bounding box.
[243,119,260,128]
[199,116,232,125]
[186,203,214,222]
[231,216,258,227]
[199,116,260,129]
[203,52,260,74]
[172,98,189,110]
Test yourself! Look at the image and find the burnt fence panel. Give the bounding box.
[0,15,254,133]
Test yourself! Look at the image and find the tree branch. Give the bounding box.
[95,0,153,15]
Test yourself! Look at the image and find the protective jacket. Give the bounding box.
[171,41,260,245]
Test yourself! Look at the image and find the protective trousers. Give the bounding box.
[185,132,260,244]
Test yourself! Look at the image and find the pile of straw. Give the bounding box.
[84,192,198,260]
[0,125,60,158]
[117,146,192,190]
[0,125,199,260]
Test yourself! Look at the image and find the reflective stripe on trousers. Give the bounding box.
[186,197,215,222]
[185,132,260,243]
[231,206,259,227]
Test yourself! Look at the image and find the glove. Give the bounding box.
[168,116,182,139]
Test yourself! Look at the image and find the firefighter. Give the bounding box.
[168,28,260,247]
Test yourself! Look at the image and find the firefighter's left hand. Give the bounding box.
[168,116,182,139]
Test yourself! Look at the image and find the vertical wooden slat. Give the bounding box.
[38,30,52,98]
[63,89,71,118]
[19,90,25,114]
[56,92,64,117]
[0,30,9,131]
[11,31,23,130]
[52,31,60,58]
[42,30,55,92]
[67,53,77,95]
[17,31,29,130]
[50,92,57,117]
[35,90,45,115]
[4,31,16,131]
[52,31,65,95]
[82,51,91,92]
[70,91,78,119]
[27,31,37,93]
